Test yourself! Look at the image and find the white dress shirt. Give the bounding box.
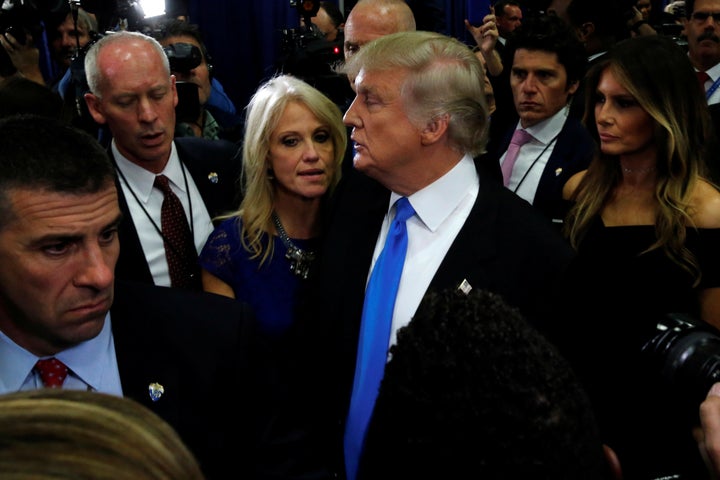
[113,141,214,287]
[0,313,123,395]
[368,154,479,348]
[500,106,567,204]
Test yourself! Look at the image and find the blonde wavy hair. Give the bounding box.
[231,75,346,264]
[0,389,204,480]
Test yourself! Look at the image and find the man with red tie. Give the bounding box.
[684,0,720,181]
[0,115,261,479]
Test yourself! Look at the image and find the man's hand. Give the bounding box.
[696,382,720,479]
[0,31,44,85]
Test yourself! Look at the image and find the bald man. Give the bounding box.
[343,0,416,63]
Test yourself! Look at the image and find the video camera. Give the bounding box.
[0,0,67,75]
[641,313,720,405]
[163,41,202,74]
[277,0,349,105]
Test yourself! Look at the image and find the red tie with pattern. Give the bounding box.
[154,175,201,290]
[698,71,710,90]
[35,358,68,388]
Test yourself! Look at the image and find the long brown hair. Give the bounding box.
[564,35,713,283]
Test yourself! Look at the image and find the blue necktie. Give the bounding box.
[344,197,415,480]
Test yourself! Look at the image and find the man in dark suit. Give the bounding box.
[291,30,577,479]
[0,115,259,479]
[481,14,594,224]
[84,30,241,289]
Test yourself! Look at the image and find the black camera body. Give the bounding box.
[0,0,64,75]
[277,0,348,105]
[641,313,720,405]
[163,42,202,74]
[291,0,321,24]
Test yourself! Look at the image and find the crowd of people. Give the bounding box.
[2,0,720,479]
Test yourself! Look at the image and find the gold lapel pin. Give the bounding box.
[458,279,472,295]
[555,167,563,176]
[208,172,219,184]
[148,382,165,402]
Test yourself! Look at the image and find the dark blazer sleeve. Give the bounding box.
[175,136,243,220]
[532,117,595,223]
[111,280,261,479]
[114,173,156,286]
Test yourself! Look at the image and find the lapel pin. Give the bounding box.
[555,167,563,176]
[148,382,165,402]
[458,279,472,295]
[208,172,219,184]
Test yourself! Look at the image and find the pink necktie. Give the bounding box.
[35,358,68,388]
[502,129,534,187]
[698,71,711,90]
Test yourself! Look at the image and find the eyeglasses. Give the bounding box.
[692,11,720,22]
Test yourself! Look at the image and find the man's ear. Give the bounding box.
[577,22,595,42]
[84,92,107,125]
[420,113,450,146]
[170,74,178,108]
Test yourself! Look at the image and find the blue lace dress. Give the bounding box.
[199,217,318,336]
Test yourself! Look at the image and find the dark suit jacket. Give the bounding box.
[113,137,242,286]
[110,280,261,479]
[482,114,595,223]
[291,164,576,477]
[487,41,518,144]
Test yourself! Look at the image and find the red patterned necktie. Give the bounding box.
[35,358,68,388]
[697,71,711,90]
[153,175,200,290]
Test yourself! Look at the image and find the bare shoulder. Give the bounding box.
[562,170,587,200]
[690,179,720,228]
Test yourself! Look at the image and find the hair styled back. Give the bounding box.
[506,14,587,88]
[566,35,714,283]
[0,389,205,480]
[0,114,115,229]
[339,30,489,156]
[235,74,345,264]
[85,31,171,98]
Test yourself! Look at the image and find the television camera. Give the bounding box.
[277,0,350,105]
[0,0,67,76]
[642,313,720,406]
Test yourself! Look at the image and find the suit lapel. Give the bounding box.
[110,152,155,285]
[428,172,500,292]
[111,283,182,425]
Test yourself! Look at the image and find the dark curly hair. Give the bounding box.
[360,288,608,479]
[505,13,588,87]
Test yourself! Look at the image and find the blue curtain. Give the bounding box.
[187,0,474,111]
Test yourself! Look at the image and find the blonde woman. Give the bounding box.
[199,75,345,336]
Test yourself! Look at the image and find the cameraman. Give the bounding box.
[312,1,345,42]
[152,19,242,142]
[0,6,96,89]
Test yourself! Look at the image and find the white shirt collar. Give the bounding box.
[390,154,478,233]
[112,141,187,201]
[519,105,569,145]
[0,313,115,393]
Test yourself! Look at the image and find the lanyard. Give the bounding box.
[707,76,720,100]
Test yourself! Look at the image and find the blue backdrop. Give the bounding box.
[187,0,474,112]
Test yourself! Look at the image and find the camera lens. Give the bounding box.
[641,314,720,404]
